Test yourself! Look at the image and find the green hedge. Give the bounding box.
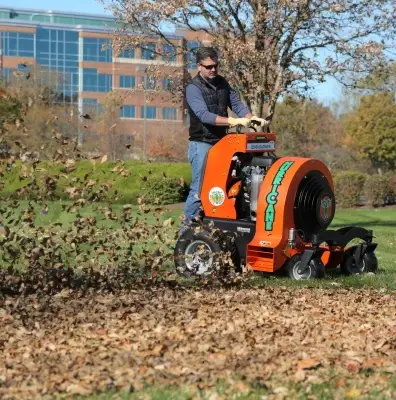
[0,160,191,205]
[334,171,396,208]
[334,171,367,208]
[363,174,392,207]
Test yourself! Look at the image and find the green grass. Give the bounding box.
[0,160,191,204]
[72,374,396,400]
[1,201,396,290]
[0,199,182,228]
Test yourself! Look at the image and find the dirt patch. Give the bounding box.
[1,287,396,399]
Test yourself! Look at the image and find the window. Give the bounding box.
[141,106,157,119]
[83,98,102,114]
[120,105,136,118]
[162,44,176,62]
[141,42,156,60]
[1,32,34,57]
[1,68,14,83]
[186,40,201,69]
[35,28,79,105]
[120,75,136,89]
[119,48,135,58]
[141,75,156,90]
[162,78,174,91]
[83,68,112,92]
[162,107,177,120]
[83,38,112,62]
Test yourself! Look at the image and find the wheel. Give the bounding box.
[174,228,222,277]
[340,247,378,275]
[285,254,325,280]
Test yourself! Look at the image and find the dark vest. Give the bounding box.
[187,74,231,144]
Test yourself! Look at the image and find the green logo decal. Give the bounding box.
[264,161,294,231]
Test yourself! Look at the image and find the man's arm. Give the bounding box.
[186,84,232,126]
[229,87,252,118]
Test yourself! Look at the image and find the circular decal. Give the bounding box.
[208,187,225,206]
[319,195,333,223]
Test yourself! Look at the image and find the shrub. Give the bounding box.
[0,160,191,204]
[384,172,396,204]
[363,174,392,207]
[334,171,367,208]
[141,176,188,205]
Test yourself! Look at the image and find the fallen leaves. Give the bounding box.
[296,358,322,371]
[0,288,396,399]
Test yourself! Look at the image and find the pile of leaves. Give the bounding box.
[1,288,396,399]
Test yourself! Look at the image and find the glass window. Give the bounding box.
[1,68,14,83]
[162,107,177,120]
[186,40,201,69]
[162,78,174,91]
[1,32,34,57]
[162,43,176,62]
[83,38,112,62]
[83,68,112,92]
[83,98,102,114]
[120,105,136,118]
[65,31,78,42]
[36,27,79,106]
[119,48,135,58]
[120,75,136,88]
[141,42,156,60]
[141,75,156,90]
[141,106,157,119]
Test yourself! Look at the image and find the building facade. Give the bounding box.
[0,6,210,156]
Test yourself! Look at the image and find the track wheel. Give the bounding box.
[340,247,378,275]
[174,228,222,277]
[285,254,325,280]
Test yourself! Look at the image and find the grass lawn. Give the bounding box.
[76,379,396,400]
[1,200,395,289]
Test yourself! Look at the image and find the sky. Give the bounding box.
[5,0,342,104]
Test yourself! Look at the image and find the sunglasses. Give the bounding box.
[199,63,219,70]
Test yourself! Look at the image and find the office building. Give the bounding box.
[0,6,209,158]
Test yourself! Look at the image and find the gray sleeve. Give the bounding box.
[186,84,218,125]
[229,86,250,117]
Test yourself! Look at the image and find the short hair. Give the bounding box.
[196,46,218,64]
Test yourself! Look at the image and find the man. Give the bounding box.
[181,46,268,229]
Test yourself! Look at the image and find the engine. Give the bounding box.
[230,155,275,221]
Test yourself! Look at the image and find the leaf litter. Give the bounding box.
[1,287,396,399]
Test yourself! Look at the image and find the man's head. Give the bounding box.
[196,46,219,81]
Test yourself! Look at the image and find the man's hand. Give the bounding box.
[250,116,271,127]
[228,117,251,127]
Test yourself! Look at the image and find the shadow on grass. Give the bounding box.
[331,220,396,228]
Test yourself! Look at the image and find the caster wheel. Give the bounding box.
[285,254,325,280]
[340,247,378,275]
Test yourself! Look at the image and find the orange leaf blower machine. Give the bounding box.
[175,129,378,279]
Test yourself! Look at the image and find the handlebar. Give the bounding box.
[236,124,257,134]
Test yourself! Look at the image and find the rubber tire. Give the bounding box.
[285,254,325,280]
[340,248,378,275]
[174,228,221,277]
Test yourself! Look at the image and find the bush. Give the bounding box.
[0,160,191,205]
[334,171,367,208]
[364,174,392,207]
[385,172,396,204]
[141,176,189,205]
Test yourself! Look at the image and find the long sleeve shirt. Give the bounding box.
[186,81,250,125]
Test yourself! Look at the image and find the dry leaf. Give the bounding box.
[296,358,321,370]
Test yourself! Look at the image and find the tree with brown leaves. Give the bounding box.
[102,0,395,118]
